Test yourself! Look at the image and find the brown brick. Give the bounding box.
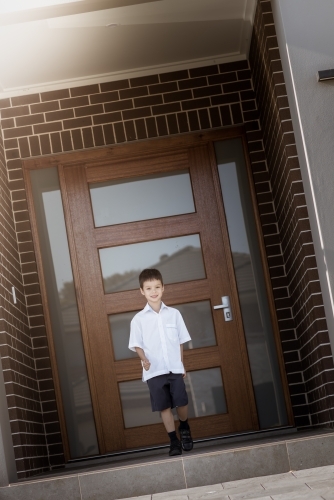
[187,110,200,131]
[120,86,148,100]
[34,122,62,134]
[60,96,89,109]
[18,137,30,158]
[163,89,191,103]
[130,75,159,87]
[82,128,94,148]
[122,107,151,120]
[40,135,51,155]
[70,84,100,97]
[152,103,181,116]
[75,104,103,117]
[90,92,118,105]
[100,80,129,92]
[189,65,219,78]
[198,109,210,129]
[145,117,158,138]
[63,117,92,129]
[16,114,45,127]
[4,138,18,149]
[178,77,208,90]
[12,94,40,106]
[231,103,243,124]
[50,133,62,153]
[193,85,222,98]
[177,112,189,133]
[114,122,126,143]
[103,124,115,145]
[220,105,232,126]
[1,118,15,129]
[104,100,133,113]
[160,70,189,82]
[31,101,60,114]
[208,72,237,85]
[166,114,178,135]
[45,109,74,122]
[2,106,30,119]
[41,89,70,102]
[238,69,252,80]
[61,131,72,151]
[134,119,147,140]
[29,136,41,157]
[71,129,83,150]
[149,82,178,95]
[7,159,22,170]
[92,126,105,146]
[5,148,20,160]
[93,112,122,125]
[156,115,168,136]
[223,80,252,93]
[134,95,163,108]
[209,107,221,128]
[124,121,136,141]
[181,98,210,111]
[0,98,11,109]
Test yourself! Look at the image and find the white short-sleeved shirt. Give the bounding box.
[128,302,191,381]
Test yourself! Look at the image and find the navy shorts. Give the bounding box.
[147,373,188,412]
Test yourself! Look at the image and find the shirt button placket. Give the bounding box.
[158,315,169,371]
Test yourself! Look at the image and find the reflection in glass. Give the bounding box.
[100,234,206,294]
[110,301,216,360]
[30,168,99,458]
[119,368,226,428]
[215,139,288,429]
[90,170,195,227]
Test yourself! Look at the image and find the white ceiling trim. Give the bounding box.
[0,52,246,99]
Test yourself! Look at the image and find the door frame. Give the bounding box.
[23,127,294,461]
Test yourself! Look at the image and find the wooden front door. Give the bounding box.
[58,130,259,454]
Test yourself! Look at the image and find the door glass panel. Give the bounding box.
[30,167,99,458]
[119,368,226,428]
[90,170,195,227]
[214,139,288,429]
[100,234,206,294]
[110,300,216,360]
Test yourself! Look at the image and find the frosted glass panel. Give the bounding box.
[110,300,216,360]
[30,167,99,459]
[215,138,288,429]
[90,170,195,227]
[119,368,226,428]
[100,234,206,294]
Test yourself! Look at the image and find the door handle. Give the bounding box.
[213,296,233,322]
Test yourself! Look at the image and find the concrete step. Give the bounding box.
[1,429,334,500]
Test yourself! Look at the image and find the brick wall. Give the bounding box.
[0,42,331,477]
[0,127,52,478]
[250,0,334,427]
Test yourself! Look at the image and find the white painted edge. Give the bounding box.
[0,52,247,99]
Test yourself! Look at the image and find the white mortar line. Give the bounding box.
[181,457,188,490]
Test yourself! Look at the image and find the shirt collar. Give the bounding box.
[144,301,168,313]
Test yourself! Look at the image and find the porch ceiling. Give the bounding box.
[0,0,256,99]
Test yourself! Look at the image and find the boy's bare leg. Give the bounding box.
[160,408,175,433]
[176,405,188,421]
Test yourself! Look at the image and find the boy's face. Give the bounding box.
[140,279,164,307]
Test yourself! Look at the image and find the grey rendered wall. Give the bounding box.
[271,0,334,353]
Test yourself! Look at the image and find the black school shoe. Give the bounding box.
[179,427,193,451]
[169,439,182,456]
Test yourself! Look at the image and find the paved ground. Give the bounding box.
[118,464,334,500]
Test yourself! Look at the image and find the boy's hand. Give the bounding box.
[142,358,151,371]
[183,370,186,379]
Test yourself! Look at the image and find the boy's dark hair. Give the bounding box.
[139,268,163,289]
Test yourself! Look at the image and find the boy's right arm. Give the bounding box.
[134,347,151,371]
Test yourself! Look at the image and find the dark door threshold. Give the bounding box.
[66,425,296,468]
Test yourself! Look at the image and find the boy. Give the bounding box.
[128,268,193,456]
